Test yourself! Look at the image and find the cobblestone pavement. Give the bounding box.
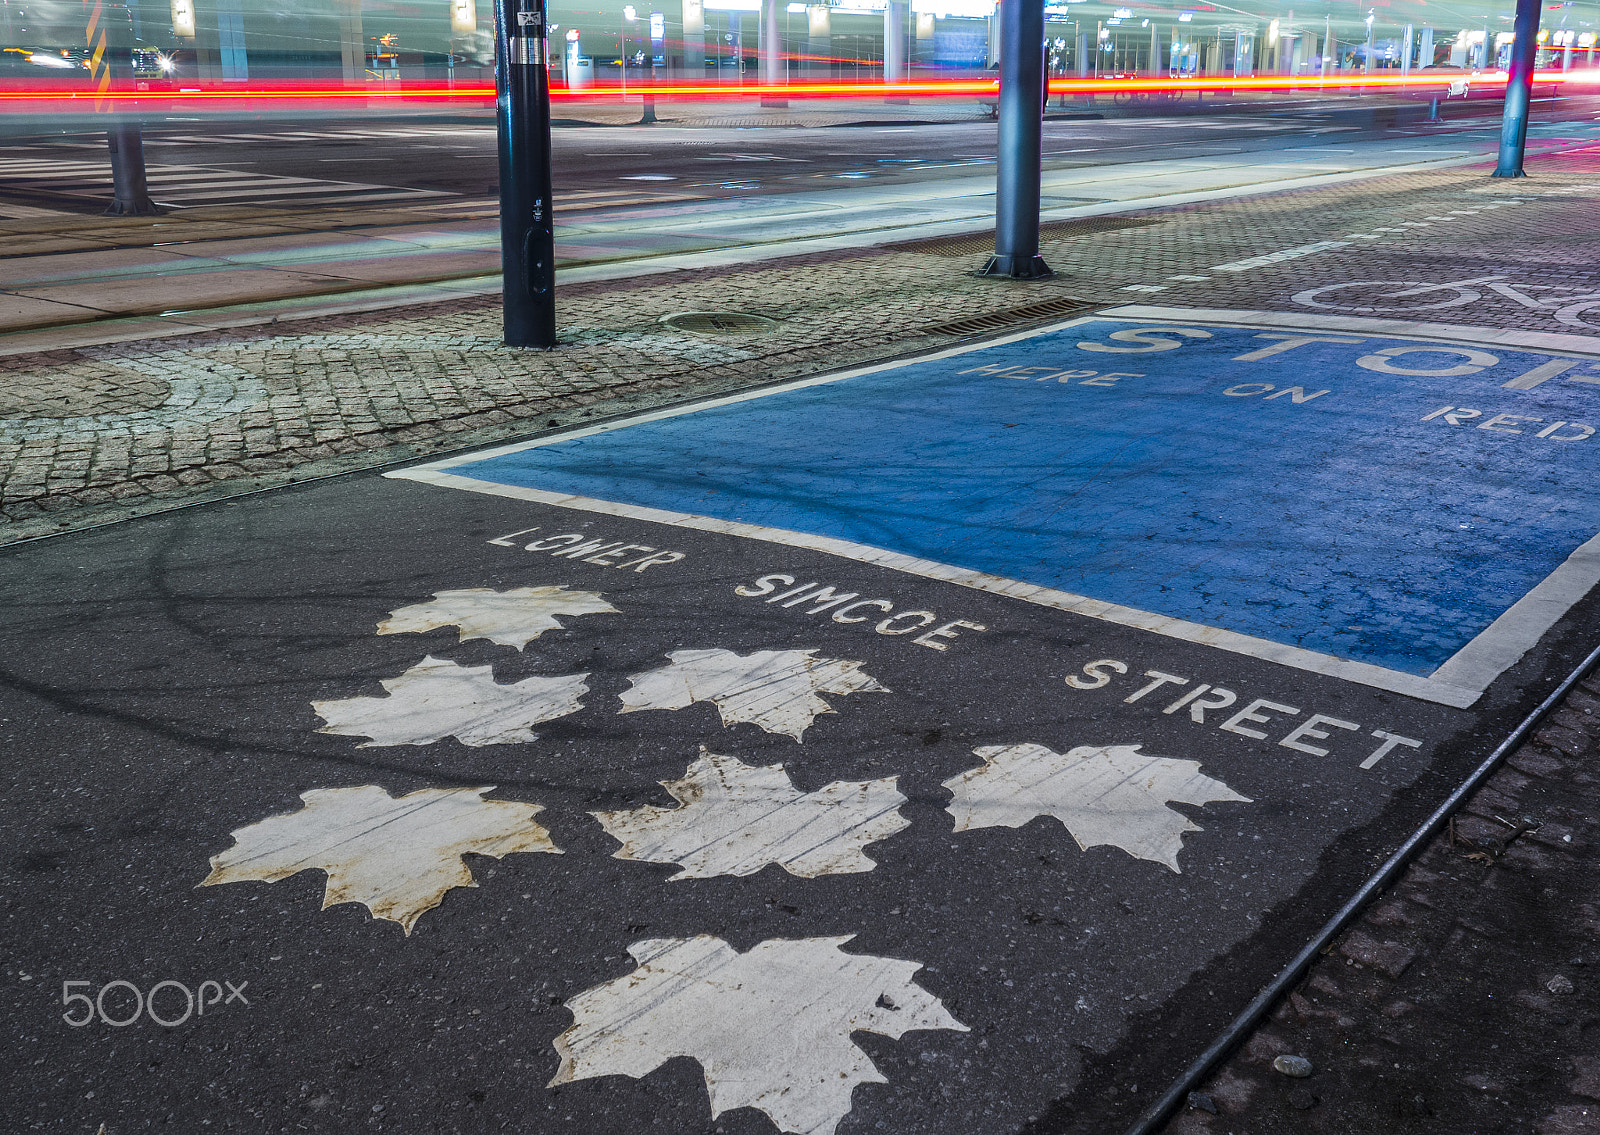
[3,147,1598,550]
[1144,667,1600,1135]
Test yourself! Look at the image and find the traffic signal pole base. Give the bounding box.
[978,254,1053,279]
[103,199,162,216]
[105,117,159,216]
[1492,0,1540,182]
[985,0,1048,287]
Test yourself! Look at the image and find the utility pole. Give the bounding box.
[981,0,1051,279]
[495,0,557,347]
[1493,0,1542,177]
[101,4,159,215]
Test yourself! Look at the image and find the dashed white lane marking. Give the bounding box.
[1210,239,1351,273]
[1201,189,1590,278]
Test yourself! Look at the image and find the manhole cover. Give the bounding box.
[660,311,780,335]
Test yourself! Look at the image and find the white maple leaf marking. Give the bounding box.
[942,743,1251,872]
[618,648,889,741]
[200,785,560,934]
[550,935,966,1135]
[312,655,588,747]
[376,585,619,650]
[592,748,910,880]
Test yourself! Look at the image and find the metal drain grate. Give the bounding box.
[920,296,1098,338]
[884,215,1169,259]
[888,231,1001,258]
[660,311,780,335]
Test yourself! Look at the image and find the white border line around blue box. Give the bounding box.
[388,309,1600,710]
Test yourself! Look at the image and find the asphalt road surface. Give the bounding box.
[4,310,1598,1134]
[0,100,1520,215]
[128,113,1350,197]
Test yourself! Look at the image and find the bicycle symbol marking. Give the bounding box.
[1293,275,1600,330]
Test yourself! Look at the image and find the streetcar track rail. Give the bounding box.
[1122,637,1600,1135]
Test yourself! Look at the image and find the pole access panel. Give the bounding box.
[495,0,557,346]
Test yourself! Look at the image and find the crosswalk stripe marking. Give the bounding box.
[155,188,434,203]
[0,150,460,208]
[3,166,452,206]
[154,185,423,201]
[144,175,330,187]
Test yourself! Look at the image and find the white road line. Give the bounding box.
[391,465,1487,708]
[1102,305,1600,355]
[1209,240,1350,272]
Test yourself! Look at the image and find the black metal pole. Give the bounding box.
[981,0,1051,279]
[103,4,159,216]
[106,122,158,215]
[495,0,557,347]
[1492,0,1541,178]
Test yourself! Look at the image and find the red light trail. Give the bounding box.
[0,69,1593,112]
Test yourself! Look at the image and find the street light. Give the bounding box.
[643,8,663,121]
